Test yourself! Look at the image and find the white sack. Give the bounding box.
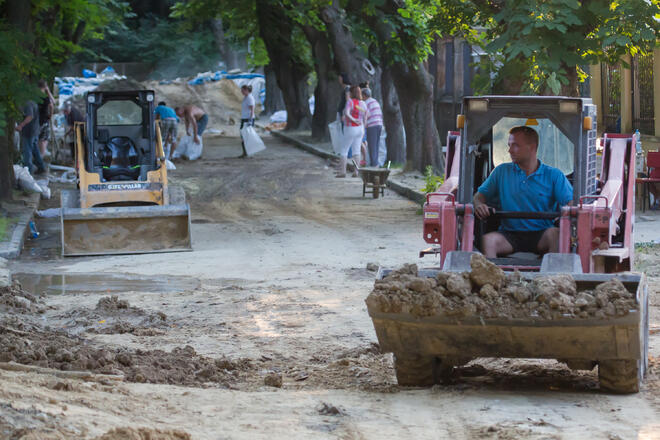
[172,134,203,161]
[13,165,44,195]
[166,159,176,170]
[379,128,387,167]
[240,126,266,156]
[270,110,287,123]
[328,120,343,154]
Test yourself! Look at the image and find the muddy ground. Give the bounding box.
[3,133,660,439]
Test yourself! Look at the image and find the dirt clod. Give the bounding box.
[469,253,505,289]
[366,263,379,272]
[317,402,343,416]
[93,427,191,440]
[264,372,283,388]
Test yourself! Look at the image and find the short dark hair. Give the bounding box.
[158,101,166,106]
[38,79,47,88]
[509,126,539,148]
[241,84,252,92]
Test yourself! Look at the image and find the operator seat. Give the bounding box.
[99,136,141,181]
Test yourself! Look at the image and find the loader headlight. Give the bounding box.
[468,99,488,112]
[559,100,579,113]
[146,94,154,102]
[87,95,95,103]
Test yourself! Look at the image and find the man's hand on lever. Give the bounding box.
[473,192,493,220]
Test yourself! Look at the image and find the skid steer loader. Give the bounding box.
[60,90,192,256]
[367,96,648,393]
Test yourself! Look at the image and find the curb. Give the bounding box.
[267,129,426,204]
[386,179,426,205]
[268,130,339,161]
[0,192,41,259]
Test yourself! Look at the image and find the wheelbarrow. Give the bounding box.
[353,160,391,199]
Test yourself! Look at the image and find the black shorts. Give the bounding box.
[500,229,548,253]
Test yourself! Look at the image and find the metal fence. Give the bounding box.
[601,62,622,132]
[632,52,655,135]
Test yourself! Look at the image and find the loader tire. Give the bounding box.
[394,354,434,386]
[598,360,642,394]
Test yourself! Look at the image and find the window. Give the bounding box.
[97,100,142,126]
[492,117,574,175]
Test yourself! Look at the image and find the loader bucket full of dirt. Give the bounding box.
[366,254,649,393]
[60,188,192,257]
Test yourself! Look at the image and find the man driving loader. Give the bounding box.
[473,126,573,258]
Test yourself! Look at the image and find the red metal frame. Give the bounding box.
[422,132,637,273]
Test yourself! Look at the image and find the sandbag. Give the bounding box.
[379,128,387,167]
[328,120,343,154]
[240,126,266,156]
[172,134,203,160]
[13,165,50,199]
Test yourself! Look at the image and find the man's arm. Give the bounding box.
[15,114,33,132]
[473,192,493,220]
[191,115,199,143]
[473,165,500,219]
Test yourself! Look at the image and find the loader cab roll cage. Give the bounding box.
[457,96,598,207]
[457,97,598,260]
[85,90,158,182]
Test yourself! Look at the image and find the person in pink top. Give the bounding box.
[362,88,383,166]
[338,85,367,177]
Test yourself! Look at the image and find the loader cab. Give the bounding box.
[456,96,598,264]
[85,90,159,182]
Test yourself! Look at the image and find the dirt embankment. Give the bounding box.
[366,254,636,320]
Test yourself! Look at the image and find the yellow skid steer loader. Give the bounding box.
[60,90,192,256]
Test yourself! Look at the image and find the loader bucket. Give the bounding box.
[60,189,192,257]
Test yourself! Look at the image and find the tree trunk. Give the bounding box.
[320,0,373,86]
[302,26,341,141]
[346,0,442,173]
[209,18,242,71]
[381,66,405,164]
[391,62,443,173]
[560,64,580,97]
[256,0,311,130]
[1,0,31,201]
[263,64,285,115]
[0,122,15,201]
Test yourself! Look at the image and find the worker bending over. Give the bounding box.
[473,126,573,258]
[175,105,207,145]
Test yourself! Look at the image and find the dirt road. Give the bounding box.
[3,133,659,439]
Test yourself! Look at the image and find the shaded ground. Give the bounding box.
[2,133,660,439]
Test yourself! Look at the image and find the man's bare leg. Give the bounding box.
[481,232,514,258]
[536,227,559,254]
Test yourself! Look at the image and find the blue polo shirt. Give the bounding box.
[154,105,178,121]
[477,161,573,231]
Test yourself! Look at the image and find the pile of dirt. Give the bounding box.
[0,286,254,387]
[95,78,246,132]
[94,427,191,440]
[366,254,637,320]
[0,282,45,315]
[59,295,168,336]
[0,321,254,386]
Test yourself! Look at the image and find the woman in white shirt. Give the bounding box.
[240,85,255,158]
